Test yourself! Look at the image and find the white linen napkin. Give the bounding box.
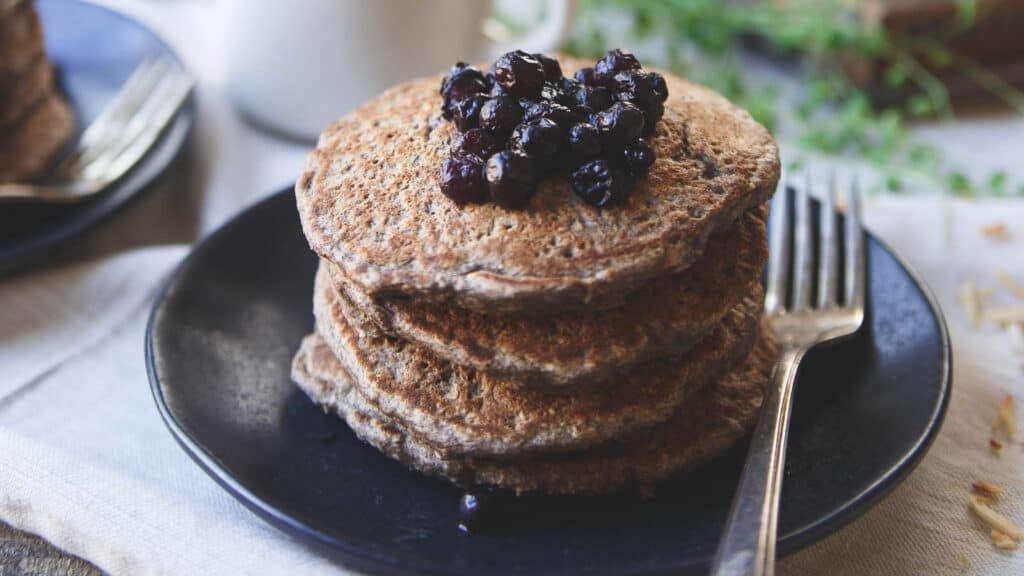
[0,246,185,401]
[0,198,1022,576]
[0,247,346,575]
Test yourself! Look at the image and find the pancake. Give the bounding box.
[295,56,780,316]
[328,204,767,388]
[0,93,74,183]
[0,0,24,19]
[311,263,764,457]
[0,2,43,78]
[293,330,775,494]
[0,55,53,128]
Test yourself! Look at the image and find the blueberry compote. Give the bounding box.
[438,49,668,209]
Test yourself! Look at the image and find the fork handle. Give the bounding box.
[709,345,806,576]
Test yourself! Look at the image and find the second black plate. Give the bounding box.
[0,0,195,276]
[146,188,950,575]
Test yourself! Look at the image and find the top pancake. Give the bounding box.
[296,56,779,315]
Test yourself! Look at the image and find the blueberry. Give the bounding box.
[559,76,581,93]
[439,51,659,210]
[453,94,486,131]
[521,101,575,130]
[641,99,664,135]
[550,80,579,107]
[593,101,644,145]
[594,49,641,83]
[455,128,500,160]
[440,63,487,97]
[614,71,658,108]
[570,104,594,123]
[574,67,598,85]
[539,81,563,102]
[568,123,601,162]
[488,81,510,98]
[571,159,634,207]
[440,155,487,204]
[492,50,546,99]
[486,151,537,208]
[533,53,563,81]
[622,138,655,175]
[510,118,566,171]
[574,84,613,111]
[649,72,669,102]
[478,96,522,138]
[440,64,488,119]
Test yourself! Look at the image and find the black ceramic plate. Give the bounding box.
[147,188,950,576]
[0,0,195,276]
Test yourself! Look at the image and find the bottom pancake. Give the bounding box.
[0,93,74,183]
[292,330,776,495]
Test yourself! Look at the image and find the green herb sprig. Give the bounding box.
[561,0,1024,197]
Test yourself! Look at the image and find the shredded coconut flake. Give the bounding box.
[959,281,984,329]
[996,270,1024,301]
[985,307,1024,327]
[999,395,1017,439]
[980,223,1011,241]
[992,529,1019,550]
[974,479,1003,497]
[969,496,1024,542]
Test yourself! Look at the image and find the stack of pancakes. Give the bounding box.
[0,0,73,183]
[292,58,781,495]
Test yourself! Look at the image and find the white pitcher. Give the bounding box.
[222,0,578,141]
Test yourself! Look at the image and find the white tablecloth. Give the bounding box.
[1,1,1022,574]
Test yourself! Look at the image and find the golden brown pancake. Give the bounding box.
[0,2,43,78]
[292,330,775,494]
[328,205,768,388]
[311,263,764,457]
[295,57,779,315]
[0,93,74,183]
[0,55,53,128]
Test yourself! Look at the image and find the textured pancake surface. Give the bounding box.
[0,93,74,183]
[296,57,780,315]
[0,0,23,19]
[330,205,767,387]
[312,264,764,456]
[0,3,43,76]
[293,330,775,494]
[0,55,52,128]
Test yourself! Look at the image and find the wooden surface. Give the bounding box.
[0,521,102,575]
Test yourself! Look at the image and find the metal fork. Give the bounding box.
[0,57,194,203]
[710,175,867,576]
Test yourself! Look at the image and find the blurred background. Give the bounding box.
[540,0,1024,198]
[216,0,1024,200]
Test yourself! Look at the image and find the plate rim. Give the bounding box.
[0,0,197,277]
[145,187,952,575]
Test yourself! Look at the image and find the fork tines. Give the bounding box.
[765,173,865,315]
[60,57,194,189]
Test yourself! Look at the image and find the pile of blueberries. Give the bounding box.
[438,49,668,209]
